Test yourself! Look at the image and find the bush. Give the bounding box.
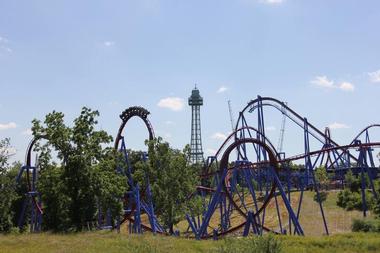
[352,218,380,233]
[373,198,380,218]
[337,189,374,211]
[337,190,359,210]
[217,234,282,253]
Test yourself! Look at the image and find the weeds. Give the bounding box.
[216,234,282,253]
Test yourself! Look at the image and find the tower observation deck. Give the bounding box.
[188,86,204,164]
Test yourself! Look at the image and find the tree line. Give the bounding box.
[0,107,199,233]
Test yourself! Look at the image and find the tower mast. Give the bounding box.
[188,85,204,164]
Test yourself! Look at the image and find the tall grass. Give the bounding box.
[216,234,282,253]
[1,232,380,253]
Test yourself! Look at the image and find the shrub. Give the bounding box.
[337,189,374,211]
[216,234,282,253]
[337,190,360,210]
[373,198,380,218]
[352,218,380,232]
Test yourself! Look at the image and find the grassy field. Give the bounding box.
[1,231,380,253]
[174,190,369,236]
[2,192,377,253]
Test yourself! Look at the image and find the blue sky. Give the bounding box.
[1,0,380,162]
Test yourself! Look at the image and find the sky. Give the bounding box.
[1,0,380,163]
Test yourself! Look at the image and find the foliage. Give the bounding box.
[0,138,12,168]
[337,189,361,210]
[144,138,200,234]
[352,218,380,233]
[371,180,380,218]
[31,107,126,231]
[37,164,70,231]
[337,189,374,211]
[0,139,18,232]
[314,166,329,189]
[216,234,282,253]
[373,197,380,218]
[1,232,380,253]
[336,170,375,211]
[345,170,362,192]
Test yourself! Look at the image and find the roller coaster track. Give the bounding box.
[114,106,164,234]
[17,97,380,238]
[236,96,360,162]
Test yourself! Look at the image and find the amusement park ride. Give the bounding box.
[16,95,380,239]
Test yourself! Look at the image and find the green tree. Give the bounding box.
[314,166,329,188]
[32,107,126,231]
[0,138,17,232]
[345,170,361,192]
[144,138,199,234]
[313,166,329,203]
[372,180,380,218]
[336,170,376,211]
[37,164,71,231]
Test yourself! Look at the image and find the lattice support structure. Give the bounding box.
[189,86,204,164]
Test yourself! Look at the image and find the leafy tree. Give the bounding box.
[312,166,329,204]
[345,170,361,192]
[0,138,12,168]
[371,180,380,218]
[37,164,71,231]
[32,107,126,231]
[314,167,329,188]
[336,170,376,211]
[0,138,18,232]
[143,138,199,234]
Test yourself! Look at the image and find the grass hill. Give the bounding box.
[1,231,380,253]
[1,191,378,253]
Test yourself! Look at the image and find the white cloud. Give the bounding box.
[311,76,335,89]
[265,126,276,131]
[368,70,380,83]
[211,132,227,141]
[21,128,33,136]
[206,148,217,155]
[0,36,7,43]
[0,122,17,131]
[157,97,184,111]
[104,41,115,47]
[339,82,354,92]
[311,75,354,92]
[259,0,284,4]
[1,46,12,53]
[217,86,228,93]
[0,36,12,53]
[328,122,350,129]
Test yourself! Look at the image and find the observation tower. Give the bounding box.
[188,85,204,164]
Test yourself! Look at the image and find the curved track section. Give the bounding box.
[194,97,380,238]
[17,135,47,232]
[114,106,155,150]
[114,106,164,234]
[236,96,337,145]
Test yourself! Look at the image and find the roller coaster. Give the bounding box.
[17,96,380,239]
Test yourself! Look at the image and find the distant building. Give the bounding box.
[188,86,204,164]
